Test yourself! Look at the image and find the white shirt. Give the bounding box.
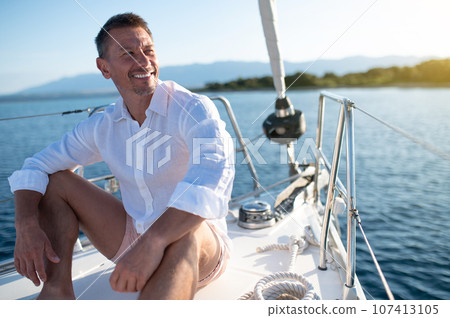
[9,80,235,248]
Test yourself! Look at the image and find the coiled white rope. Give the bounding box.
[254,272,320,300]
[239,225,320,300]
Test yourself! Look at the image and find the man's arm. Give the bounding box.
[109,207,204,292]
[9,116,103,286]
[13,190,60,286]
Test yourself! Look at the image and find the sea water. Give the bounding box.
[0,87,449,300]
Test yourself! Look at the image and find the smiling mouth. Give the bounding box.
[133,73,150,79]
[131,70,156,79]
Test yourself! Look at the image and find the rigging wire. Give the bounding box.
[0,198,13,204]
[355,212,395,300]
[0,106,95,204]
[0,108,91,122]
[353,105,450,162]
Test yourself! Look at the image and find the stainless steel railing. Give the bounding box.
[314,91,395,300]
[314,91,357,291]
[210,96,261,190]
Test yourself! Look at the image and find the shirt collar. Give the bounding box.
[112,79,168,122]
[111,97,129,122]
[146,79,168,117]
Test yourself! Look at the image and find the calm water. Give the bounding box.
[0,87,449,300]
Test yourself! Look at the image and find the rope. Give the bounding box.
[239,225,320,300]
[254,272,320,300]
[353,105,450,162]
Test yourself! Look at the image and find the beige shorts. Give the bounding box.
[110,214,229,288]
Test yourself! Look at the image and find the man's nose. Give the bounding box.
[134,50,150,69]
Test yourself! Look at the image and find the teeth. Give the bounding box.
[133,73,151,78]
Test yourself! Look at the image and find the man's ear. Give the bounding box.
[96,57,111,79]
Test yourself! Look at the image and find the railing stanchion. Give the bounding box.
[344,99,357,288]
[211,96,260,190]
[318,103,346,270]
[314,95,325,203]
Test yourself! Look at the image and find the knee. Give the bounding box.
[164,232,200,270]
[47,169,73,187]
[45,170,74,199]
[167,232,199,258]
[39,171,80,240]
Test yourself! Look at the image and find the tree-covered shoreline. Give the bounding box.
[204,59,450,91]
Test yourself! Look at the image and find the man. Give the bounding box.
[9,13,234,300]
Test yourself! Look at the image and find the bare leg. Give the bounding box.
[35,171,127,299]
[37,182,79,299]
[138,223,220,300]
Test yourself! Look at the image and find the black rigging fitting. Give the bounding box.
[262,96,306,144]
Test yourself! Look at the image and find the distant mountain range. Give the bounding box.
[5,56,433,98]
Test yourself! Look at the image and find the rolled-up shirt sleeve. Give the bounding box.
[167,97,235,220]
[8,116,102,195]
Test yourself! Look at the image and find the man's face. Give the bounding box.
[97,26,159,97]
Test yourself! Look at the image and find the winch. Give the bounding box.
[238,201,275,229]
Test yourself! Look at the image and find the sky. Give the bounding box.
[1,0,450,95]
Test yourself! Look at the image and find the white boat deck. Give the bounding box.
[196,200,346,300]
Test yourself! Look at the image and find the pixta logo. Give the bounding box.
[126,128,172,174]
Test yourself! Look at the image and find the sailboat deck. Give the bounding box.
[196,200,346,300]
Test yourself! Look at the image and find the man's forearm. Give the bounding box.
[14,190,43,229]
[142,207,205,249]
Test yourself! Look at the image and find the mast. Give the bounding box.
[258,0,286,100]
[259,0,306,176]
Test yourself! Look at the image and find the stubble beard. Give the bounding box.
[134,87,155,96]
[133,78,158,96]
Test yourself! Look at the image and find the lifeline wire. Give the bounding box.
[0,108,91,122]
[354,105,450,162]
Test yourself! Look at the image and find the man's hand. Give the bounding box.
[109,208,204,293]
[13,190,60,286]
[109,235,164,293]
[14,222,60,286]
